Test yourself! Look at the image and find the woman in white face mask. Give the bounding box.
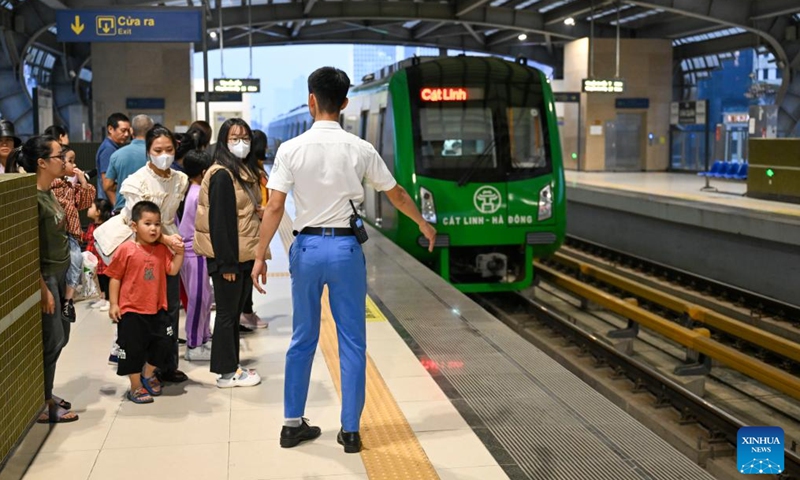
[113,124,190,383]
[193,118,266,388]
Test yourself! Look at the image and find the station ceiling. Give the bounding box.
[28,0,800,69]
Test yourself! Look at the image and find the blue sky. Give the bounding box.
[193,44,354,126]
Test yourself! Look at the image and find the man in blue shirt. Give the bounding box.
[104,114,153,210]
[96,113,131,201]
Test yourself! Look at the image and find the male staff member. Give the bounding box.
[96,113,131,201]
[252,66,436,454]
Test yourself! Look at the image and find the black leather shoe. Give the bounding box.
[280,418,321,448]
[157,369,188,383]
[337,428,362,453]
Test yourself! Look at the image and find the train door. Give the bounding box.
[373,108,387,225]
[359,111,369,139]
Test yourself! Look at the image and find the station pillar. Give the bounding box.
[91,42,194,139]
[559,38,672,171]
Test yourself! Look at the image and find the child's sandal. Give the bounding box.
[127,387,153,404]
[141,375,162,397]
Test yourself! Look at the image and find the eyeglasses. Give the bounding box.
[229,136,251,144]
[48,154,67,162]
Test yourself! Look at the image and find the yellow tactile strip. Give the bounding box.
[276,214,439,479]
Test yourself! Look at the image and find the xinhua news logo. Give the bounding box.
[737,426,784,475]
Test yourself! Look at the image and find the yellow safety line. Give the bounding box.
[536,262,800,401]
[276,214,439,479]
[366,295,387,323]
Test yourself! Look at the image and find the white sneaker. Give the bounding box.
[216,368,261,388]
[89,299,105,309]
[185,343,212,361]
[99,300,110,312]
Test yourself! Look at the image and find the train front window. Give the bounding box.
[508,107,547,169]
[418,107,496,171]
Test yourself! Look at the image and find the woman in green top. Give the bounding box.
[12,135,79,423]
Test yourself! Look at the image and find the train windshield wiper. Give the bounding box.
[457,139,497,187]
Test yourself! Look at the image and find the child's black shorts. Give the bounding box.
[116,310,173,376]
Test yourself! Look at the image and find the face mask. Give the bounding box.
[150,153,173,170]
[228,140,250,159]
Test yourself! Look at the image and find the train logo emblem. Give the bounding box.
[737,426,783,474]
[473,186,502,214]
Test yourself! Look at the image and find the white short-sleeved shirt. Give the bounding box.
[268,120,397,231]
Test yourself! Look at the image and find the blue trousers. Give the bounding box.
[285,233,367,432]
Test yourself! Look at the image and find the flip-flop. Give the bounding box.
[52,395,72,410]
[141,375,162,396]
[127,387,154,404]
[36,406,79,424]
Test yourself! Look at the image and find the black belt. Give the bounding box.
[294,227,354,237]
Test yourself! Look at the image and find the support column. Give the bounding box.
[91,42,193,139]
[561,38,673,171]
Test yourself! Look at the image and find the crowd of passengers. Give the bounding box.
[2,114,271,422]
[0,66,436,454]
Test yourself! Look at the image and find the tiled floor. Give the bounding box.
[566,170,800,217]
[20,231,508,479]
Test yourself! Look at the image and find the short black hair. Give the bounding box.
[183,150,210,179]
[44,125,68,139]
[107,113,130,130]
[131,200,161,222]
[307,67,350,114]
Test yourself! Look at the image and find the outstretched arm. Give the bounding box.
[384,184,437,252]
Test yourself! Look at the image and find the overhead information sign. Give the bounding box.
[196,92,243,102]
[213,78,261,93]
[670,100,707,125]
[554,92,580,103]
[56,10,202,43]
[582,78,626,94]
[616,98,649,109]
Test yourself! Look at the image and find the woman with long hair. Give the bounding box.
[238,129,269,331]
[12,135,79,423]
[194,118,266,387]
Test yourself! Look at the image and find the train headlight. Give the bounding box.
[538,184,553,221]
[420,187,437,224]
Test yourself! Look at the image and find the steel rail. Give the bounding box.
[476,291,800,478]
[550,251,800,365]
[535,262,800,402]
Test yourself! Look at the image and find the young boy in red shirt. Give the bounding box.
[106,201,185,403]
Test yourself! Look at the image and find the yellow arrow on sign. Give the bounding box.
[71,15,84,35]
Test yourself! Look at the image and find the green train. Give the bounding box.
[268,56,566,292]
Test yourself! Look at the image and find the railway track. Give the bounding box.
[475,291,800,479]
[564,236,800,330]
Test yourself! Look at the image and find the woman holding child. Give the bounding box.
[95,125,191,386]
[13,135,79,422]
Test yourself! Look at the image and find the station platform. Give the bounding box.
[565,171,800,305]
[11,204,712,480]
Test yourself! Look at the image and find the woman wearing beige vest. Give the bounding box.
[194,118,266,388]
